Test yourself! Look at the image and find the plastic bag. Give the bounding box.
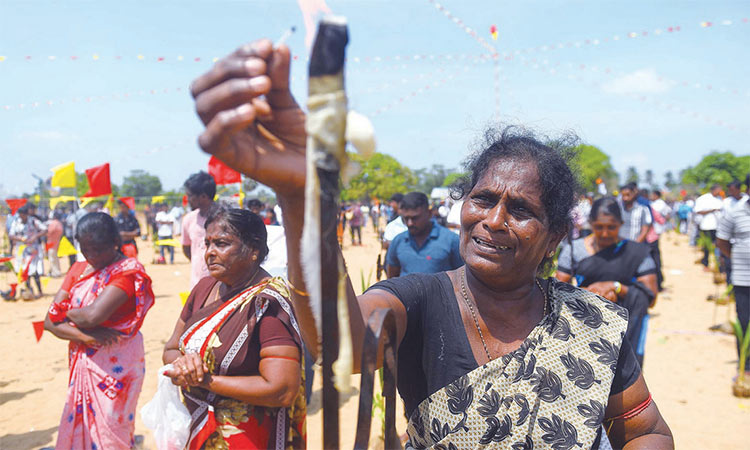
[140,364,191,450]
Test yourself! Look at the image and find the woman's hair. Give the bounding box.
[75,212,122,248]
[184,171,217,199]
[204,206,269,261]
[589,196,623,223]
[452,126,580,235]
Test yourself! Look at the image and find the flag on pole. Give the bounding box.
[118,197,136,210]
[5,198,27,214]
[151,195,166,204]
[50,161,76,188]
[104,195,114,213]
[208,156,241,185]
[57,236,78,257]
[179,291,190,305]
[49,195,77,209]
[83,163,111,197]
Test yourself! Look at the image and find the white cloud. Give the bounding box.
[602,69,674,95]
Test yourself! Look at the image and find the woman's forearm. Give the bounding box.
[622,433,674,450]
[200,374,298,408]
[44,315,87,343]
[163,348,182,365]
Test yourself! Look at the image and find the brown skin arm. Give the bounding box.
[162,316,187,365]
[65,285,130,328]
[44,288,121,345]
[165,345,302,408]
[386,264,401,279]
[717,238,731,259]
[606,374,673,449]
[634,224,650,243]
[182,245,192,260]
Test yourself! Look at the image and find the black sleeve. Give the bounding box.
[610,338,641,396]
[366,274,425,320]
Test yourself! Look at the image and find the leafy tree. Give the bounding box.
[414,164,456,194]
[625,166,640,184]
[644,170,655,189]
[242,176,258,194]
[664,171,676,190]
[681,151,750,188]
[120,170,162,198]
[442,172,468,188]
[572,144,618,192]
[341,152,417,202]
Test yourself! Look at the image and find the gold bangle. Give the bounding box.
[287,280,310,297]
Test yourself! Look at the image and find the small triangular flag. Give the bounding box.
[40,276,51,290]
[57,236,78,257]
[32,320,45,342]
[179,291,190,305]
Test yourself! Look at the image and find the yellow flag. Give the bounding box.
[50,195,77,209]
[57,236,78,257]
[40,276,51,290]
[33,194,40,203]
[155,238,182,247]
[50,161,76,188]
[79,197,97,208]
[179,291,190,305]
[104,195,114,213]
[151,195,166,204]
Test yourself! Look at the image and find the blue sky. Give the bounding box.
[1,0,748,197]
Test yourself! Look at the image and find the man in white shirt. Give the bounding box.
[155,203,176,264]
[724,180,748,214]
[382,193,407,249]
[694,184,724,269]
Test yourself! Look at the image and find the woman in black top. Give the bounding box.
[188,38,673,449]
[556,196,659,366]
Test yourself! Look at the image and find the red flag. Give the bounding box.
[9,283,17,298]
[118,196,136,210]
[32,320,45,342]
[182,195,188,207]
[0,256,12,264]
[83,163,112,197]
[5,198,28,214]
[208,156,241,185]
[45,242,55,252]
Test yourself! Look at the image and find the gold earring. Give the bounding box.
[252,254,258,261]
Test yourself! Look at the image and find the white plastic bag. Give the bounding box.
[140,364,191,450]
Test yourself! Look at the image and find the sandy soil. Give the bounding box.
[0,224,748,449]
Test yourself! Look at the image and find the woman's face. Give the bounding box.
[460,158,562,288]
[591,214,621,249]
[79,236,119,270]
[204,220,259,286]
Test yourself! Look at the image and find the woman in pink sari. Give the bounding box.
[44,212,155,450]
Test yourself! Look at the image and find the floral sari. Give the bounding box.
[405,281,628,450]
[55,257,155,450]
[179,277,306,450]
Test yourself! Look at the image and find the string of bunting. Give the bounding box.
[2,86,185,112]
[426,0,497,54]
[516,56,747,133]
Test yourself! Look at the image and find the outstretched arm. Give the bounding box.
[190,39,408,371]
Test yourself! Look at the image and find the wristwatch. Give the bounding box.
[613,281,622,295]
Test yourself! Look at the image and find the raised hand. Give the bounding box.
[191,39,307,198]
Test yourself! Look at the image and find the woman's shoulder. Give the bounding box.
[548,278,628,325]
[369,272,449,294]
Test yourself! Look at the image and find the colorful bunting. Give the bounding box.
[118,197,136,210]
[57,236,78,257]
[32,320,45,342]
[83,163,111,197]
[208,156,241,185]
[50,161,76,188]
[40,276,51,290]
[5,198,27,214]
[490,25,498,41]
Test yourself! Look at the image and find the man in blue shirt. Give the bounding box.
[386,192,463,278]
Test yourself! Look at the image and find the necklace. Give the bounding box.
[459,266,549,361]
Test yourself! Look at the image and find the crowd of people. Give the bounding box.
[7,37,750,450]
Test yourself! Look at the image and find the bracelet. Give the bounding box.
[613,281,622,295]
[606,393,652,433]
[287,280,310,297]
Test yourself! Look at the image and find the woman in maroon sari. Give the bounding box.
[163,207,306,450]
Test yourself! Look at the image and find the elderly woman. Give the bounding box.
[189,40,673,449]
[556,196,659,367]
[162,207,306,450]
[44,212,155,449]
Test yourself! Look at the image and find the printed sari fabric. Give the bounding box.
[405,281,628,450]
[55,257,155,450]
[179,277,306,450]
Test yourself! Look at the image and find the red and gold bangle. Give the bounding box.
[606,393,652,432]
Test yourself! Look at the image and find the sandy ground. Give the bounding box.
[1,224,748,449]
